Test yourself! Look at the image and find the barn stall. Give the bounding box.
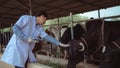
[0,0,120,68]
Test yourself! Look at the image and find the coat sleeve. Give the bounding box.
[39,27,60,46]
[43,35,60,46]
[12,15,30,41]
[12,24,29,41]
[39,27,48,38]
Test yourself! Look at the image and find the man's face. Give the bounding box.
[37,15,47,25]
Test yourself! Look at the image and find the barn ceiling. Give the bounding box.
[0,0,120,28]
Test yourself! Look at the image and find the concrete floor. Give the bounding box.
[0,54,52,68]
[0,61,14,68]
[0,53,99,68]
[76,62,99,68]
[0,54,14,68]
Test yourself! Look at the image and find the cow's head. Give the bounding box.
[67,39,85,68]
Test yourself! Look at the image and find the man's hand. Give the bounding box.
[27,37,34,43]
[27,37,39,43]
[59,43,69,47]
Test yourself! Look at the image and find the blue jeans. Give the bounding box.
[15,66,24,68]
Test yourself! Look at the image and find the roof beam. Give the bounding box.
[33,1,75,18]
[0,11,22,17]
[45,1,75,12]
[15,0,30,9]
[0,6,27,11]
[0,0,10,7]
[33,1,73,12]
[76,0,100,9]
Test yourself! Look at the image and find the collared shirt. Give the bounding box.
[1,15,48,67]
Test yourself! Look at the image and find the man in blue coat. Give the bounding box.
[1,10,69,68]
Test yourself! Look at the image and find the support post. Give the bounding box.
[29,0,32,15]
[70,12,74,39]
[98,9,100,18]
[57,18,61,41]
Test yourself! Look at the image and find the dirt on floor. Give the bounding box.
[76,62,99,68]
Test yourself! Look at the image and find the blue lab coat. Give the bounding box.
[1,15,50,67]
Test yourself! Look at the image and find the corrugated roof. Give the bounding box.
[0,0,120,28]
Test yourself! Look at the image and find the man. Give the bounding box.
[1,10,69,68]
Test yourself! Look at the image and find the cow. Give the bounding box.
[59,24,86,67]
[66,20,103,68]
[60,24,85,44]
[32,28,58,57]
[85,20,120,68]
[99,20,120,68]
[67,19,120,68]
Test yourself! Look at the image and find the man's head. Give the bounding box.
[36,10,48,25]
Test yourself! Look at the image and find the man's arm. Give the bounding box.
[43,35,69,47]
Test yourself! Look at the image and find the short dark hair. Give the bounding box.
[37,10,48,18]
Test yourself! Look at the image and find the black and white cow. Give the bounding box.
[60,24,86,67]
[99,20,120,68]
[67,20,103,68]
[67,19,120,68]
[85,20,120,68]
[32,29,57,56]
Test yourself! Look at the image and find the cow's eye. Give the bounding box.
[78,42,85,51]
